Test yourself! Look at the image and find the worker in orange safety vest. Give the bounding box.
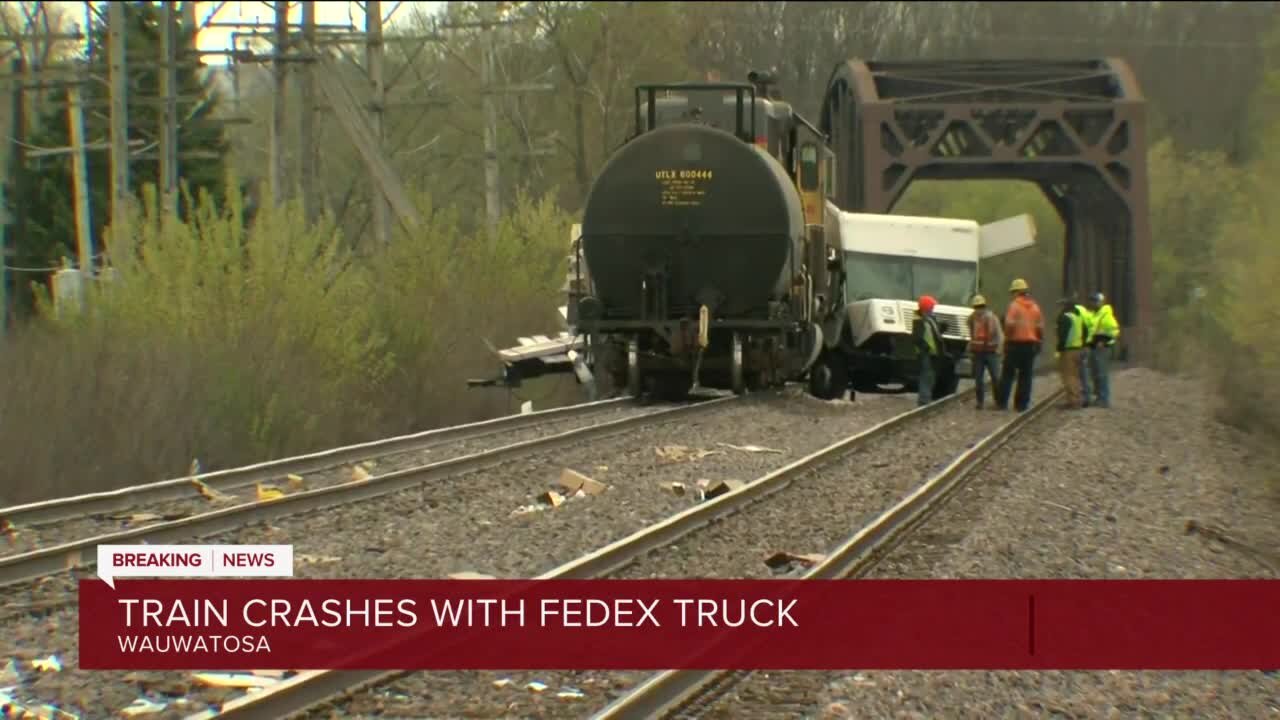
[966,293,1003,409]
[995,278,1044,412]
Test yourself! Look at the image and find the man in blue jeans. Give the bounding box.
[1085,292,1120,408]
[966,294,1003,409]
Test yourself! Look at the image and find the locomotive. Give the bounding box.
[570,73,839,399]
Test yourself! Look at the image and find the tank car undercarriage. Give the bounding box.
[585,313,820,401]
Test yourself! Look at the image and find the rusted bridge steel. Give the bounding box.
[820,59,1151,361]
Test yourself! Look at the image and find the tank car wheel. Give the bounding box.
[730,333,746,395]
[626,339,641,398]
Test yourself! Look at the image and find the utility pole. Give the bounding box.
[299,1,318,225]
[107,0,129,254]
[0,60,14,340]
[366,0,391,245]
[270,1,289,204]
[159,0,179,217]
[66,86,93,283]
[480,5,500,233]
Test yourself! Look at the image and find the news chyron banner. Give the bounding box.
[82,545,1280,670]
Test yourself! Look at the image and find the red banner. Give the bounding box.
[77,579,1280,671]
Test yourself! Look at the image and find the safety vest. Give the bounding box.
[1063,310,1084,350]
[1093,304,1120,344]
[1005,295,1043,343]
[922,314,942,356]
[968,310,1000,353]
[1075,305,1094,344]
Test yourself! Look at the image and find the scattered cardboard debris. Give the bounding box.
[255,483,285,502]
[538,490,566,508]
[190,478,232,503]
[120,698,168,717]
[286,474,305,491]
[360,460,377,471]
[702,479,745,500]
[557,688,586,700]
[557,468,607,496]
[764,551,826,571]
[665,482,689,496]
[655,445,722,463]
[192,672,281,689]
[509,504,546,517]
[448,572,497,580]
[0,517,17,543]
[297,554,342,566]
[719,443,783,454]
[1,658,19,684]
[0,693,79,720]
[526,681,548,693]
[492,678,513,689]
[521,401,534,414]
[351,466,373,482]
[30,655,62,673]
[595,465,609,473]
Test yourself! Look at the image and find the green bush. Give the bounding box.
[0,182,577,506]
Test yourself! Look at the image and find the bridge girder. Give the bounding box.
[820,58,1152,361]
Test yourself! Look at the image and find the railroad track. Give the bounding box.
[194,374,1065,720]
[0,393,737,589]
[594,384,1066,720]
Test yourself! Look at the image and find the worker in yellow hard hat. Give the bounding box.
[966,293,1002,409]
[996,278,1044,412]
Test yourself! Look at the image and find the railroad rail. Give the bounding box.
[193,377,1053,720]
[0,395,638,529]
[0,395,738,589]
[593,385,1066,720]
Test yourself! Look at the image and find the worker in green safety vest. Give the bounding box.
[1086,291,1120,408]
[913,295,945,407]
[1075,301,1095,407]
[1055,295,1086,409]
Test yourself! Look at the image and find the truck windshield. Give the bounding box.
[843,252,976,307]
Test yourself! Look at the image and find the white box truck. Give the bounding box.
[808,207,1037,399]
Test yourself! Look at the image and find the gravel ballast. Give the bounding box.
[314,376,1065,718]
[0,388,923,718]
[706,368,1280,719]
[0,400,678,560]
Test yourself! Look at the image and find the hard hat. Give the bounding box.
[971,294,987,307]
[1091,292,1105,303]
[1009,278,1029,292]
[917,295,937,313]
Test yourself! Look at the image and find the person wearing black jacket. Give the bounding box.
[913,295,947,407]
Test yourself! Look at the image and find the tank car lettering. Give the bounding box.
[656,168,712,207]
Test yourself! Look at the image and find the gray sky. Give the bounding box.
[51,1,445,65]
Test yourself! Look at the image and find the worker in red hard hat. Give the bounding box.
[912,294,945,407]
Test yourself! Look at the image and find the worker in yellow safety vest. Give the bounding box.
[1075,300,1095,407]
[1085,291,1120,408]
[1055,295,1086,409]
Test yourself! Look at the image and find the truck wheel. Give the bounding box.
[808,352,848,401]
